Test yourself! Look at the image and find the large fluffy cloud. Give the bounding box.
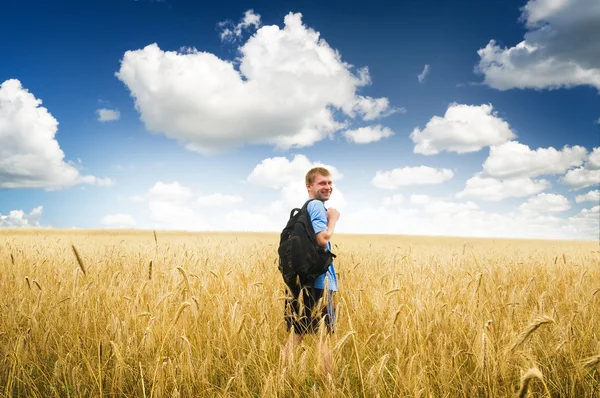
[131,181,245,230]
[476,0,600,91]
[560,147,600,190]
[0,206,43,228]
[409,104,515,155]
[575,189,600,203]
[372,166,454,189]
[116,12,397,154]
[0,79,109,189]
[482,141,588,179]
[457,174,550,201]
[519,193,570,213]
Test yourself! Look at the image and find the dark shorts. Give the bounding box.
[284,282,335,335]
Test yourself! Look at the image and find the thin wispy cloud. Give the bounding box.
[418,64,430,83]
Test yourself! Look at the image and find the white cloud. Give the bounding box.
[476,0,600,91]
[223,210,279,232]
[482,141,587,179]
[575,189,600,203]
[127,181,246,230]
[101,214,136,228]
[116,12,395,154]
[218,9,261,43]
[147,181,193,202]
[96,108,120,122]
[382,194,404,206]
[342,125,394,144]
[0,79,106,189]
[80,176,116,187]
[457,174,550,201]
[341,201,596,241]
[410,194,431,205]
[579,205,600,218]
[343,96,402,121]
[560,147,600,190]
[372,166,454,189]
[587,147,600,169]
[148,200,209,230]
[410,103,515,155]
[197,193,243,206]
[519,193,570,213]
[560,167,600,190]
[422,200,478,214]
[0,206,43,228]
[247,154,342,189]
[418,64,430,83]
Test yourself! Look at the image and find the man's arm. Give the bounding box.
[316,208,340,247]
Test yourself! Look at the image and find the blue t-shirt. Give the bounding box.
[306,199,338,292]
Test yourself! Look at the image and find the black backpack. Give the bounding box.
[278,199,336,287]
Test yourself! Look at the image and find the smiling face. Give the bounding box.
[306,171,333,202]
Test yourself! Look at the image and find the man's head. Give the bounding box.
[306,167,333,202]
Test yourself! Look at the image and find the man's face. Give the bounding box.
[307,174,333,202]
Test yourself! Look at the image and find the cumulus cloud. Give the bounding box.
[96,108,120,122]
[410,194,430,205]
[0,206,43,228]
[101,214,136,228]
[342,125,394,144]
[418,64,430,83]
[116,12,396,154]
[410,103,515,155]
[457,174,550,201]
[575,189,600,203]
[372,166,454,189]
[341,200,596,241]
[382,194,404,206]
[560,147,600,190]
[476,0,600,91]
[218,9,261,43]
[197,193,243,206]
[579,205,600,218]
[128,181,248,230]
[0,79,110,189]
[519,193,570,213]
[482,141,587,179]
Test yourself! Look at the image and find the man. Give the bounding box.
[281,166,340,375]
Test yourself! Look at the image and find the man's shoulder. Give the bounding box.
[306,199,326,213]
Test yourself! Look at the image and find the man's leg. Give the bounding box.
[281,282,307,367]
[281,331,303,367]
[315,288,335,376]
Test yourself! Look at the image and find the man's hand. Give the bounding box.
[316,208,340,247]
[327,208,340,222]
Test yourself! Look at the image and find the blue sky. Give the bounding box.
[1,0,599,240]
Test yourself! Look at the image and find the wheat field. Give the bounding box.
[0,229,598,397]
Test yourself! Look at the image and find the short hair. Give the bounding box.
[305,167,331,185]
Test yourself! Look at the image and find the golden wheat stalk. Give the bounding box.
[516,368,544,398]
[71,244,86,276]
[510,315,554,353]
[581,354,600,369]
[177,266,192,295]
